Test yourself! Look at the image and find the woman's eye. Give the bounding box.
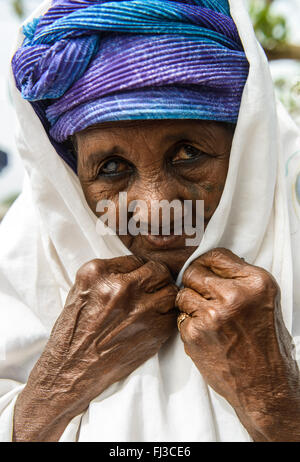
[172,144,207,163]
[98,159,131,177]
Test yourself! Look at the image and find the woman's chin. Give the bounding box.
[119,234,197,278]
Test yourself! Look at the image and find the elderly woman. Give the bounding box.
[0,0,300,442]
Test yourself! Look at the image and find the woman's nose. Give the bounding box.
[126,177,184,232]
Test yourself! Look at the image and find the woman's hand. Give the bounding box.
[13,256,178,442]
[176,248,300,442]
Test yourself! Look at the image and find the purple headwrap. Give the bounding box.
[12,0,249,173]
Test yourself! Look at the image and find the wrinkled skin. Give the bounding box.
[13,256,178,441]
[76,119,233,276]
[176,248,300,441]
[13,120,300,442]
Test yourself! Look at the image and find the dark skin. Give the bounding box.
[13,120,300,442]
[76,119,232,276]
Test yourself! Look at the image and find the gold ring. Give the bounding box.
[177,312,189,331]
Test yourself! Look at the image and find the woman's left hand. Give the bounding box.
[176,248,300,442]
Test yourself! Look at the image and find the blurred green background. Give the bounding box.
[0,0,299,220]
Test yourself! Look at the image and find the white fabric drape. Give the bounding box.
[0,0,299,442]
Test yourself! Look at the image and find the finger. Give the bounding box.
[128,260,174,293]
[175,288,207,340]
[103,255,145,274]
[75,256,145,287]
[175,287,209,316]
[151,283,178,314]
[176,288,222,340]
[182,260,226,299]
[194,248,247,279]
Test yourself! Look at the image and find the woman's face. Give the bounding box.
[76,119,234,277]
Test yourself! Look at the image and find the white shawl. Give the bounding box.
[0,0,299,442]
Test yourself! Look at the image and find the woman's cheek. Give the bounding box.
[81,180,121,214]
[196,160,228,209]
[185,181,224,219]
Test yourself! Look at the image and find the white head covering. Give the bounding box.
[0,0,300,442]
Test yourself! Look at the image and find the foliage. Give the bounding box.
[249,0,289,50]
[11,0,25,18]
[7,0,300,125]
[1,193,19,207]
[274,75,300,124]
[0,193,19,221]
[249,0,300,125]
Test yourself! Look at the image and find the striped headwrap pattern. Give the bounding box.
[12,0,249,172]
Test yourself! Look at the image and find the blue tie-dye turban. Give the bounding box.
[12,0,249,172]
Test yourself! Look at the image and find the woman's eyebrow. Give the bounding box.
[162,125,212,142]
[163,132,190,143]
[83,146,126,165]
[162,129,210,144]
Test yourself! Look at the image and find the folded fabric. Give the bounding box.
[12,0,249,172]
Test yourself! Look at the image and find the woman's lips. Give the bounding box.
[142,233,185,249]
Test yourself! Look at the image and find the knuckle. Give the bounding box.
[136,260,172,291]
[118,255,142,265]
[190,248,229,271]
[76,259,104,284]
[201,274,213,288]
[96,276,129,307]
[182,322,200,345]
[204,247,229,260]
[152,260,171,277]
[183,309,224,344]
[210,247,228,257]
[176,288,190,307]
[164,283,178,299]
[155,288,178,314]
[252,268,279,296]
[206,307,225,332]
[112,255,144,273]
[182,264,197,286]
[222,289,240,308]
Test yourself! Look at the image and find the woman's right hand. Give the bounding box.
[13,256,178,441]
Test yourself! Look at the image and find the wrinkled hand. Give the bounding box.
[176,248,300,441]
[13,256,178,441]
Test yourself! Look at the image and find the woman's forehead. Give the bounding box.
[75,119,235,164]
[77,119,232,139]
